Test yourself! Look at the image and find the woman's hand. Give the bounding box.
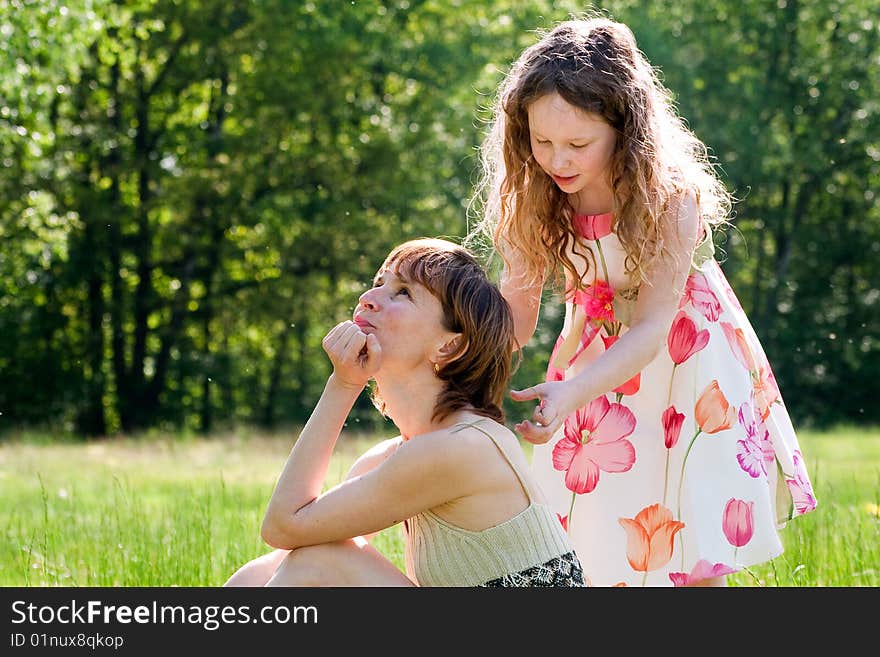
[510,380,582,445]
[322,321,382,389]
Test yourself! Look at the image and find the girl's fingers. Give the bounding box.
[509,387,539,401]
[514,419,555,445]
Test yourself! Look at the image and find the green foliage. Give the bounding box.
[0,1,878,436]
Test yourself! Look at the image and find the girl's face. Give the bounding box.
[527,92,617,207]
[353,267,454,372]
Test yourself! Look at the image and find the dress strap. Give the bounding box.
[451,421,534,504]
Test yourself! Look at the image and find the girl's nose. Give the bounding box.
[551,148,569,170]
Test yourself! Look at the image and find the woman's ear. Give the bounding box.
[436,333,466,365]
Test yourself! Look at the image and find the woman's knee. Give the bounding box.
[223,549,290,587]
[266,543,345,587]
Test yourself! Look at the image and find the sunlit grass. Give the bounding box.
[1,425,877,586]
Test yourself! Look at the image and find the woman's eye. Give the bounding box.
[571,143,588,149]
[396,287,410,297]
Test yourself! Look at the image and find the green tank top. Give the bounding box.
[403,421,573,586]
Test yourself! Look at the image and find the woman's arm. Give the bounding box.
[260,372,364,548]
[260,321,477,550]
[512,192,700,444]
[261,427,475,550]
[260,320,377,548]
[340,436,403,542]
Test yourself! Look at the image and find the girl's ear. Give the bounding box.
[436,333,466,365]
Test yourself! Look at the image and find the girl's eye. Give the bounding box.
[396,287,410,297]
[571,143,588,149]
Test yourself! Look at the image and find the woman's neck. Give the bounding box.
[376,373,477,441]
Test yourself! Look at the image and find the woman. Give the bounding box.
[224,238,585,587]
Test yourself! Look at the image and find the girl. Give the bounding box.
[468,17,817,587]
[224,238,585,587]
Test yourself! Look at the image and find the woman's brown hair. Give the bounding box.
[375,238,519,423]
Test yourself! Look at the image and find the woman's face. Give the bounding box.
[353,267,454,373]
[527,92,617,205]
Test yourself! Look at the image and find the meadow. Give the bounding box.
[1,425,877,587]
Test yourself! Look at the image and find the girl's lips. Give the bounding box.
[354,317,374,329]
[553,174,578,185]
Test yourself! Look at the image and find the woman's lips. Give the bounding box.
[354,317,374,329]
[553,174,579,185]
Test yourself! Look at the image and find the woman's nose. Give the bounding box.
[358,287,378,310]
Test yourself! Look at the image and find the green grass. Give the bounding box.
[1,425,877,586]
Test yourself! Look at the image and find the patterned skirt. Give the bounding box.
[479,551,586,587]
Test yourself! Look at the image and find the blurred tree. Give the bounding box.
[1,0,876,437]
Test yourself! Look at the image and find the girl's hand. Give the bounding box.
[322,321,381,389]
[510,380,580,445]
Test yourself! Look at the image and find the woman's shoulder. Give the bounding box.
[394,417,530,499]
[357,435,404,459]
[344,435,404,480]
[449,419,530,469]
[402,416,513,464]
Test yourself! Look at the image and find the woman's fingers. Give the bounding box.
[359,333,381,367]
[323,321,367,363]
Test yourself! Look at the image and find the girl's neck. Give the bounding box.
[573,185,614,217]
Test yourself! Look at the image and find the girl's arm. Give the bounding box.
[500,246,545,348]
[512,192,700,444]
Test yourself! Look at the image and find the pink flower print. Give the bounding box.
[676,381,736,516]
[753,359,781,420]
[694,380,737,434]
[556,513,569,532]
[786,450,818,515]
[721,322,757,372]
[713,261,744,312]
[667,310,710,365]
[679,272,721,322]
[601,335,641,395]
[548,301,602,379]
[722,498,755,547]
[669,559,737,587]
[552,396,636,494]
[573,280,616,324]
[618,504,685,574]
[573,212,613,240]
[736,394,776,478]
[662,406,685,449]
[545,335,566,382]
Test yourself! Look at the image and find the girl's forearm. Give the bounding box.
[261,374,363,544]
[568,320,665,406]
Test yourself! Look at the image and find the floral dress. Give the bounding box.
[529,212,818,587]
